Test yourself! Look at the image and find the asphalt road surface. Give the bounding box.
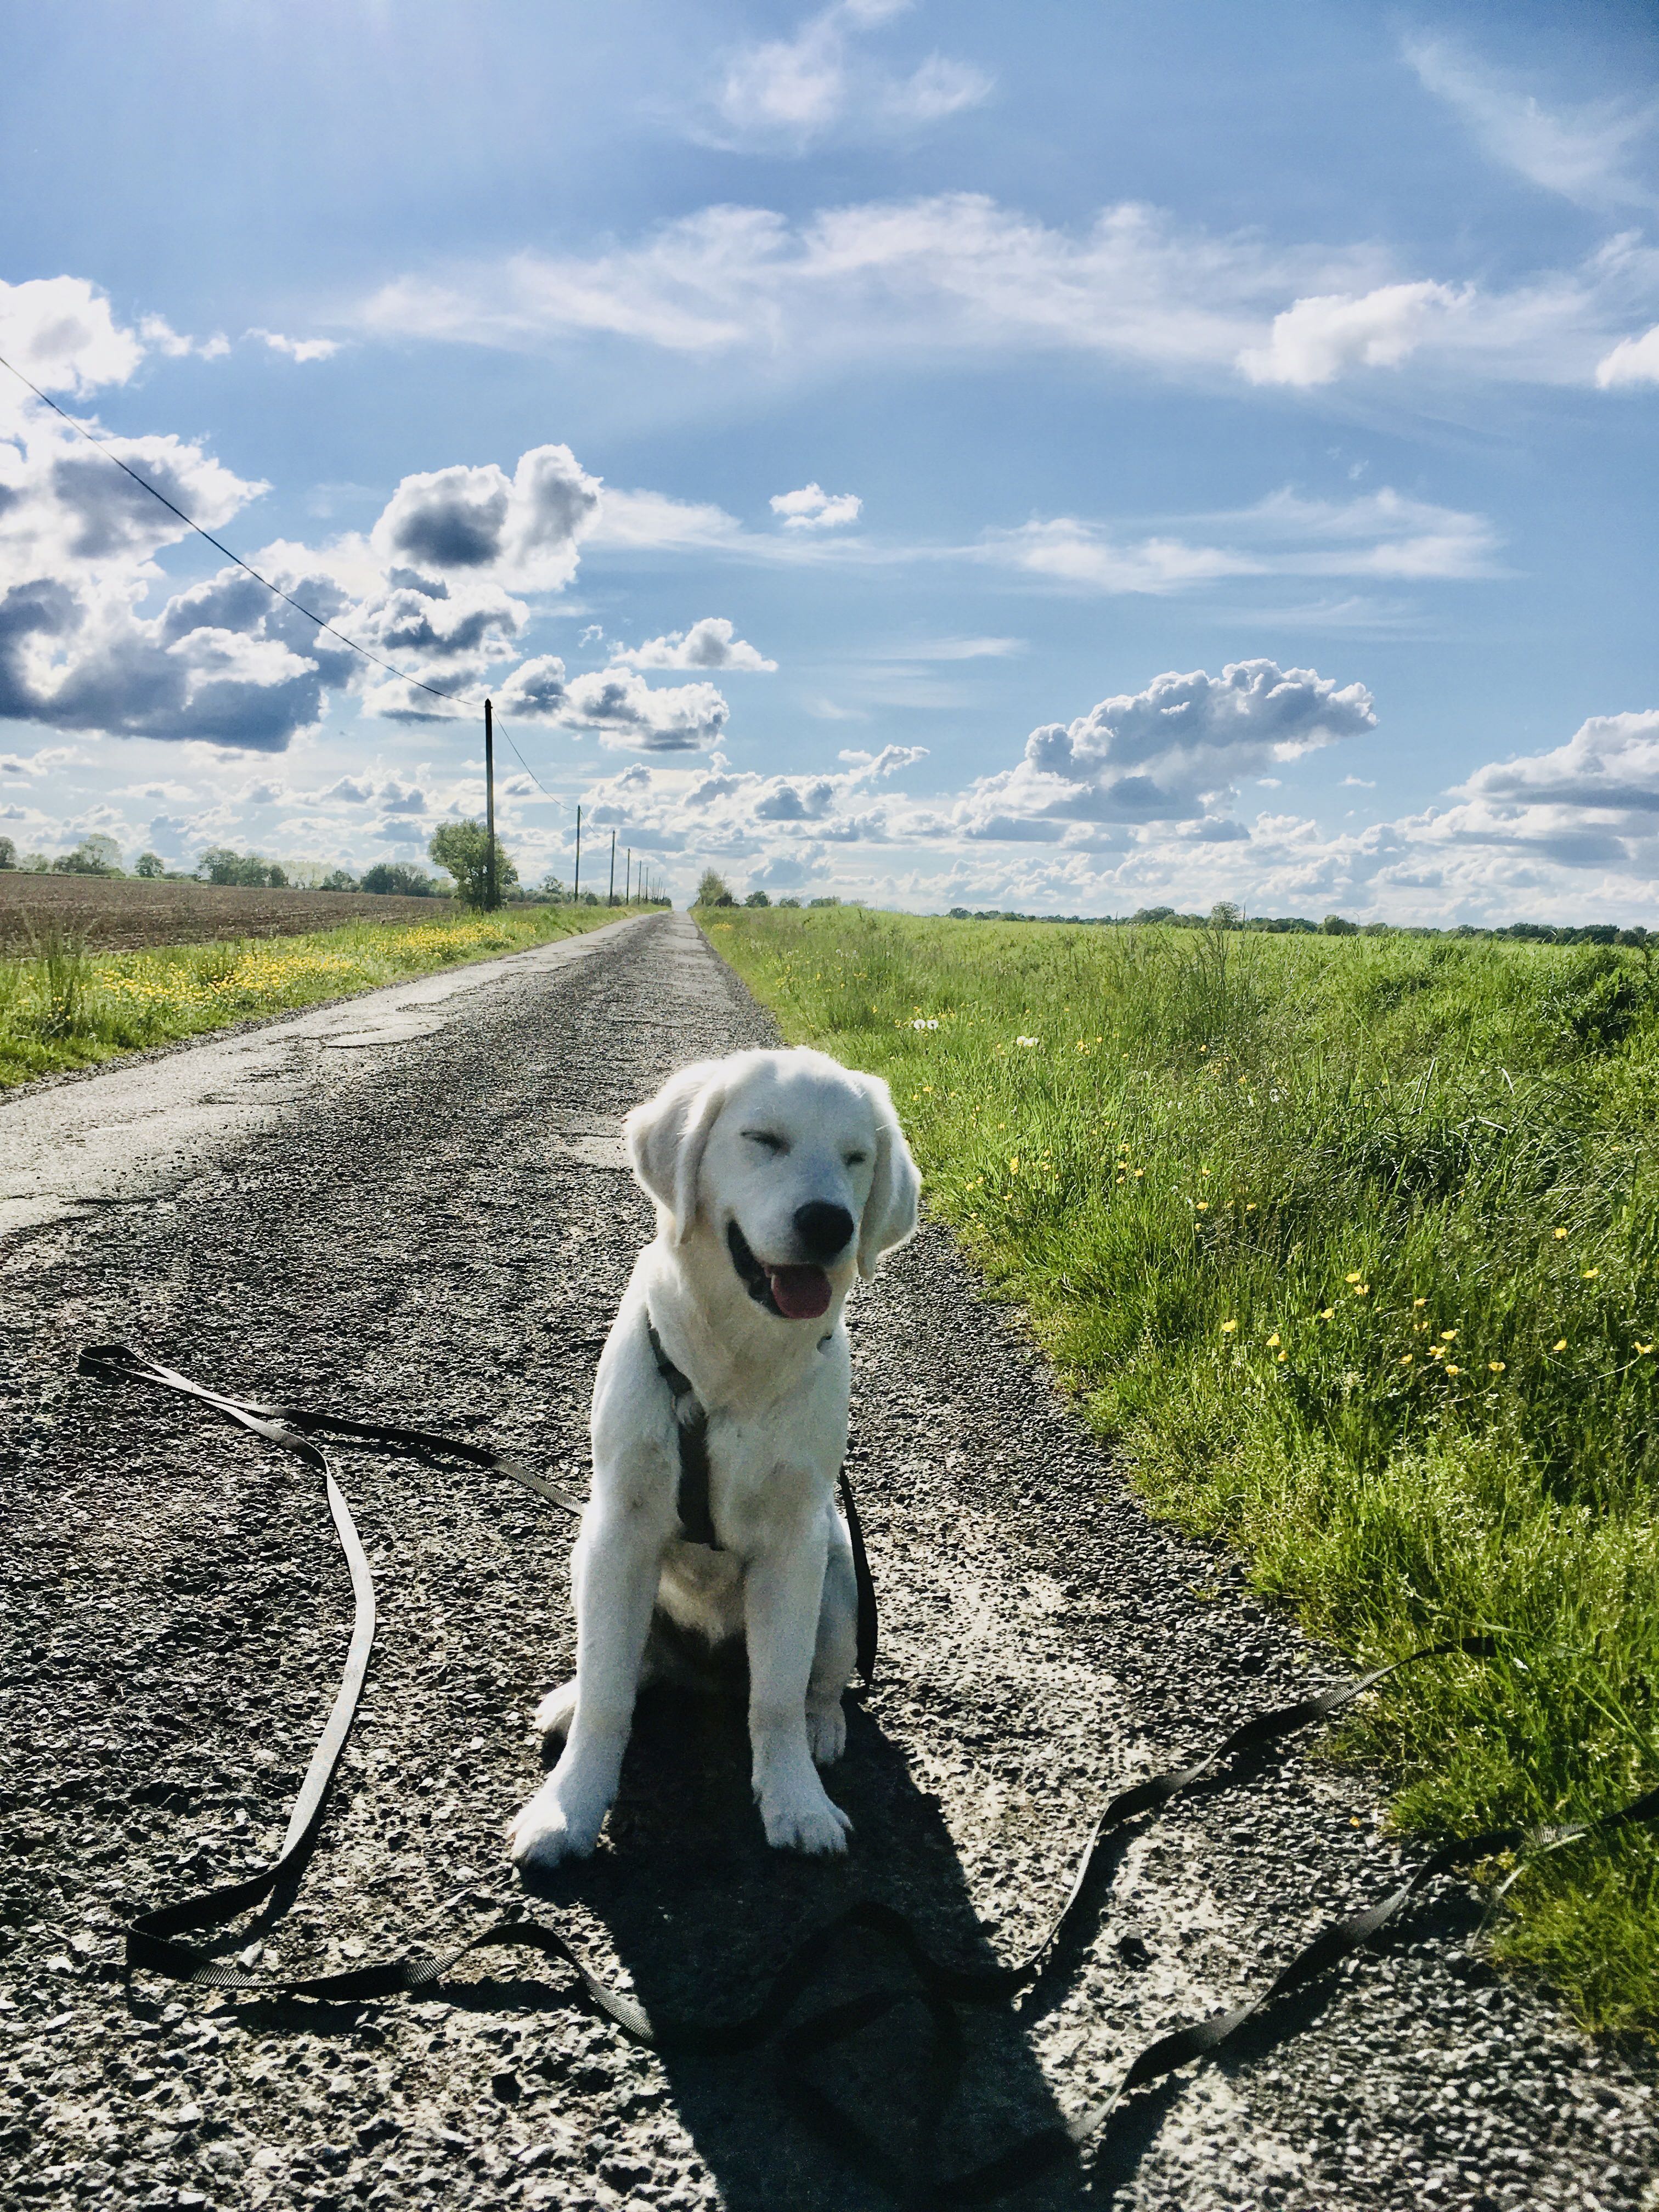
[3,911,1655,2212]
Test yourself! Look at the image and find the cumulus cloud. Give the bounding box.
[576,741,926,855]
[1596,324,1659,388]
[770,482,862,529]
[249,329,340,364]
[0,276,148,396]
[609,616,776,671]
[1406,36,1659,213]
[358,192,1659,398]
[494,656,729,751]
[710,1,991,153]
[946,661,1376,842]
[370,443,601,589]
[1237,281,1460,387]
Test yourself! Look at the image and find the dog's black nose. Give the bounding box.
[793,1201,855,1261]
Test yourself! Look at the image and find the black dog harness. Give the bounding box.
[645,1311,878,1682]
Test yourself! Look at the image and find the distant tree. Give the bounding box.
[133,850,165,878]
[1322,913,1359,936]
[360,860,439,896]
[539,871,567,899]
[319,868,359,891]
[428,820,517,909]
[1131,906,1176,924]
[198,846,289,888]
[743,888,772,908]
[695,868,736,908]
[1208,900,1242,929]
[53,834,123,876]
[776,895,802,909]
[808,895,840,909]
[0,836,15,870]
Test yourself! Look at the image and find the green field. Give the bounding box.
[710,905,1659,2034]
[0,903,639,1088]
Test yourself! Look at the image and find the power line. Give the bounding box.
[0,347,470,708]
[1,348,595,839]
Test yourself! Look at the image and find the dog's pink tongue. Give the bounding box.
[768,1265,833,1320]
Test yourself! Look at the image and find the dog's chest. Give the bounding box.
[701,1406,836,1548]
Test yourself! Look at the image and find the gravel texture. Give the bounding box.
[2,909,1655,2212]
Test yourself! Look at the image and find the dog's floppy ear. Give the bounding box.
[624,1059,733,1245]
[856,1073,921,1279]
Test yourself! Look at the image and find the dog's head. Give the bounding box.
[624,1047,920,1321]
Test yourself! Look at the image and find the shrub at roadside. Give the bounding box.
[711,905,1659,2034]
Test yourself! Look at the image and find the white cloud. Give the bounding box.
[370,443,601,590]
[249,329,341,364]
[710,1,991,153]
[609,616,776,672]
[494,656,729,752]
[0,276,147,396]
[1237,281,1460,387]
[357,191,1659,399]
[770,482,863,529]
[584,487,744,550]
[1596,324,1659,388]
[985,488,1500,594]
[1406,36,1659,213]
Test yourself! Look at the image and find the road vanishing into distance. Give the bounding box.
[2,911,1654,2212]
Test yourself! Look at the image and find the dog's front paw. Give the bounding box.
[758,1770,853,1855]
[532,1679,578,1743]
[806,1700,847,1768]
[504,1775,605,1871]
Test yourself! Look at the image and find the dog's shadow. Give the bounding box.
[516,1675,1092,2211]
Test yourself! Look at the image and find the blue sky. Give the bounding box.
[2,0,1657,920]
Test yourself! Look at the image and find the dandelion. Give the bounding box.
[1441,1329,1457,1341]
[1446,1364,1462,1376]
[1413,1297,1427,1308]
[1220,1319,1238,1334]
[1583,1268,1599,1280]
[910,1017,939,1030]
[1195,1199,1209,1210]
[1401,1354,1414,1365]
[1276,1351,1287,1363]
[1008,1155,1020,1173]
[1353,1283,1370,1297]
[1319,1307,1334,1321]
[1554,1338,1567,1352]
[1266,1333,1281,1347]
[1135,1169,1145,1179]
[1345,1271,1363,1284]
[1489,1361,1505,1373]
[1554,1227,1568,1240]
[1430,1346,1444,1359]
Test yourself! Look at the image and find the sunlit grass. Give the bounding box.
[0,905,643,1087]
[712,906,1659,2033]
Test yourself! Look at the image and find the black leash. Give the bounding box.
[75,1344,1659,2206]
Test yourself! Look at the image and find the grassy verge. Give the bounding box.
[0,904,646,1088]
[709,905,1659,2034]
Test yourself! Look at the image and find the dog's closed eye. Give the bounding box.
[844,1151,867,1166]
[742,1128,790,1155]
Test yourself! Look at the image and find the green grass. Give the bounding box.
[708,906,1659,2034]
[0,904,642,1088]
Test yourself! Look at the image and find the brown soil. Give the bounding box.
[0,873,453,952]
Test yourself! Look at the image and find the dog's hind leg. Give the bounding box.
[805,1503,857,1769]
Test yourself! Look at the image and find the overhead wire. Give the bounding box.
[0,348,612,860]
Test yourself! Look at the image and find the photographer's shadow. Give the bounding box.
[518,1674,1093,2212]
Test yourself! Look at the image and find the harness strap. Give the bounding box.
[644,1311,878,1684]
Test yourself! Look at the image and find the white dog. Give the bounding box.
[506,1046,919,1869]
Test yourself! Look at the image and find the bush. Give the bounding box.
[428,820,517,909]
[696,868,736,908]
[319,868,359,891]
[133,851,165,879]
[53,835,123,877]
[0,836,15,870]
[743,888,772,908]
[1322,913,1359,935]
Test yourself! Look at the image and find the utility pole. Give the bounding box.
[483,698,498,911]
[573,806,582,902]
[625,848,632,904]
[608,830,616,906]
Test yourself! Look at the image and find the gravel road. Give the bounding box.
[3,910,1655,2212]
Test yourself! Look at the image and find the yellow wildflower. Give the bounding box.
[1266,1333,1281,1347]
[1554,1339,1567,1352]
[1446,1364,1462,1375]
[1583,1268,1599,1280]
[1345,1270,1363,1284]
[1441,1329,1457,1341]
[1489,1361,1505,1373]
[1220,1319,1238,1334]
[1554,1227,1568,1239]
